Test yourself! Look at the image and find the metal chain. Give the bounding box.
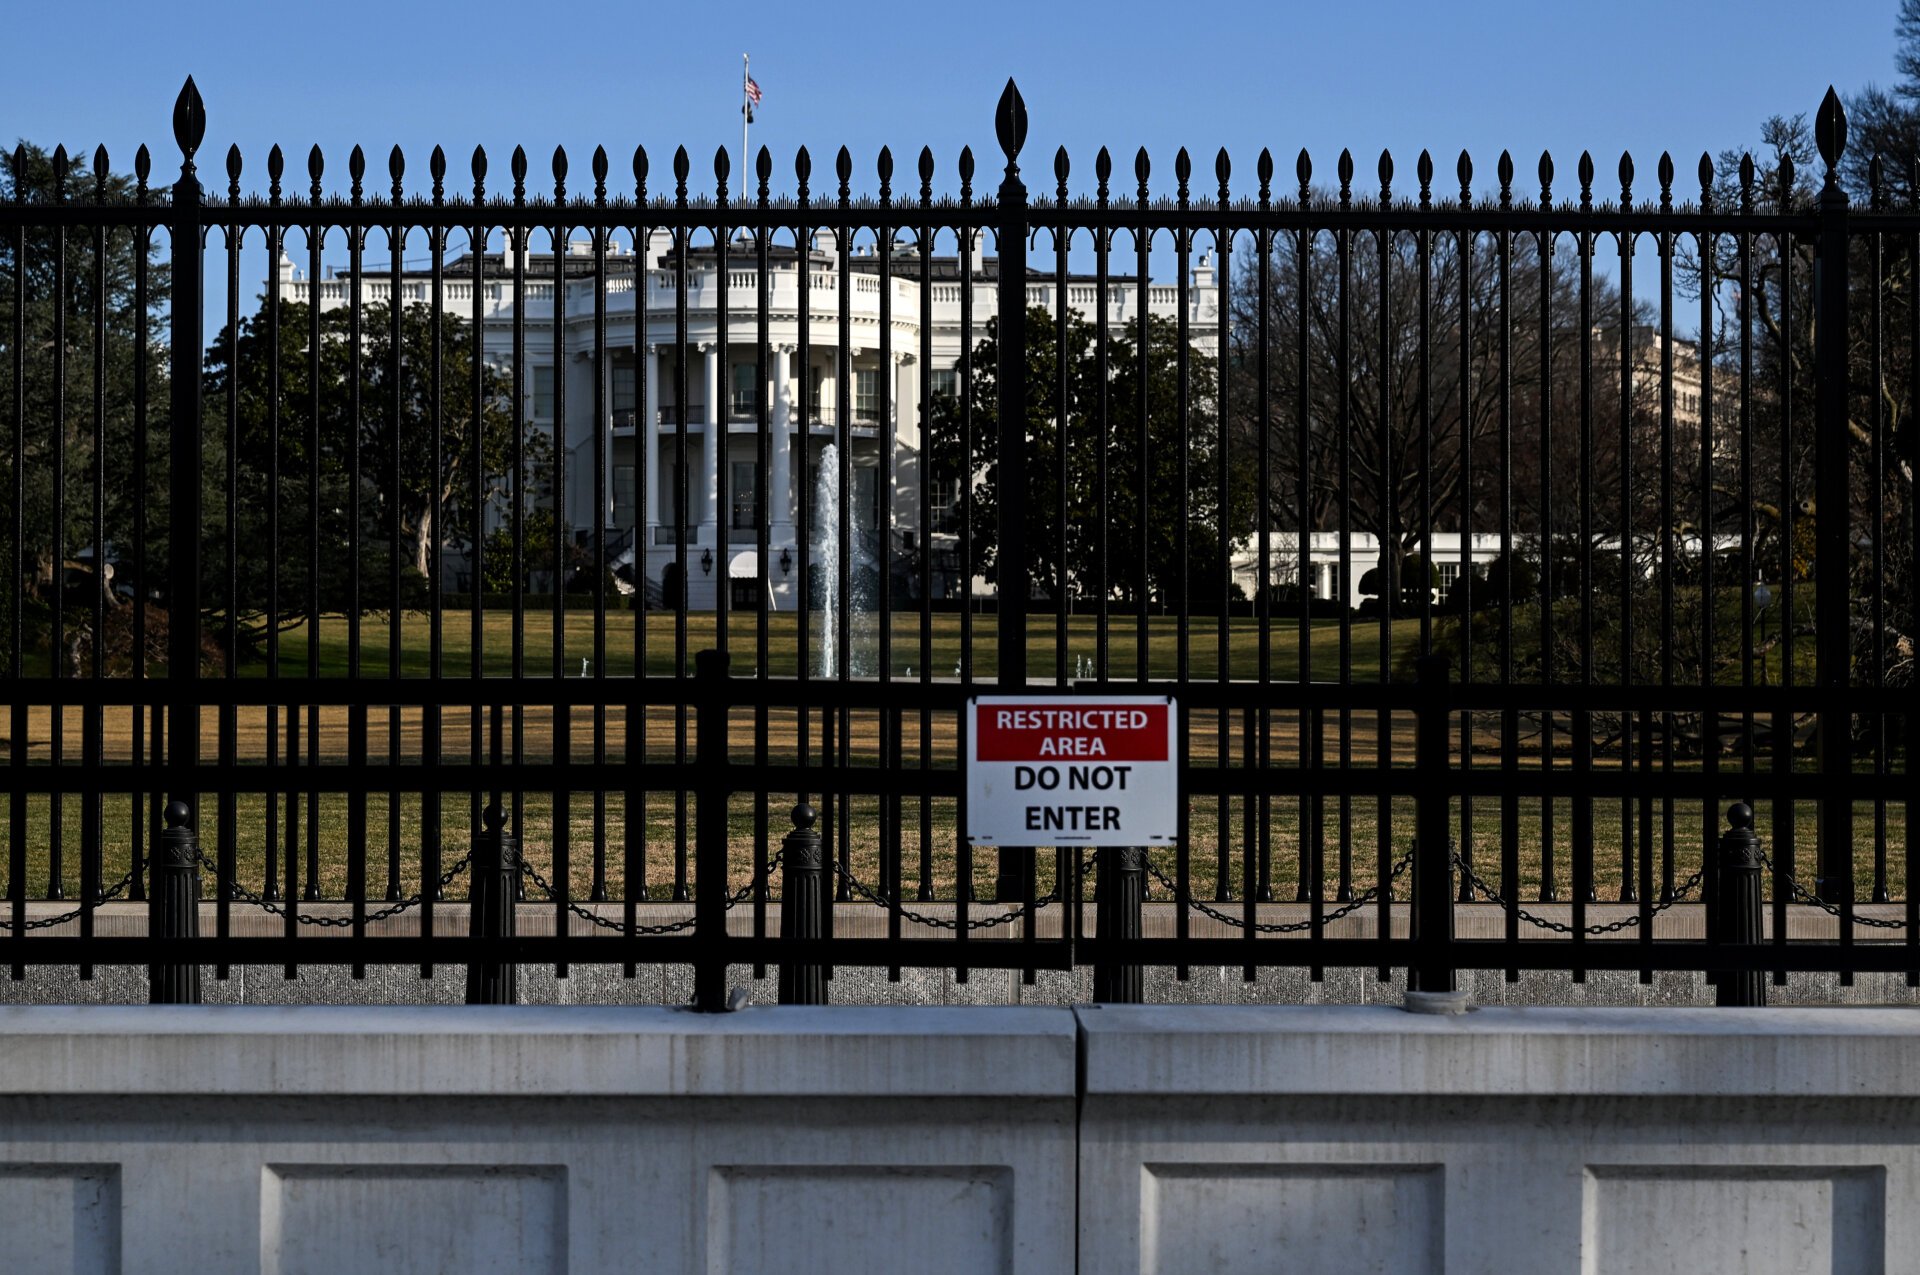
[1144,849,1415,933]
[1453,854,1702,935]
[517,850,782,935]
[833,862,1057,931]
[197,850,472,928]
[0,867,140,931]
[1757,850,1908,929]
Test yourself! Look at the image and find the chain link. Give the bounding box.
[1144,849,1415,933]
[517,850,782,935]
[1453,854,1702,935]
[833,862,1058,931]
[0,867,140,931]
[1757,851,1908,929]
[197,850,472,927]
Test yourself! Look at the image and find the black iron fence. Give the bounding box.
[0,80,1911,1005]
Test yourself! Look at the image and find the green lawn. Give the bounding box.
[252,609,1419,683]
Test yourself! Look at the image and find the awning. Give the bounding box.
[729,550,759,579]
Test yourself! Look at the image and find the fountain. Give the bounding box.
[811,443,879,677]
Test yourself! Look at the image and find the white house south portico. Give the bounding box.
[275,236,1218,611]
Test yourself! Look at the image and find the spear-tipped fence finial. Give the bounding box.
[1816,85,1847,186]
[996,78,1027,170]
[173,76,206,167]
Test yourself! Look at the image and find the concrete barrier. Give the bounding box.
[2,1003,1917,1272]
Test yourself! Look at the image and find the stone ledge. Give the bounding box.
[0,1004,1078,1099]
[1075,1003,1920,1098]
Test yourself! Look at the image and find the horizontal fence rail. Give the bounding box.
[1,79,1912,1006]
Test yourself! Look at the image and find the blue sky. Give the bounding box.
[4,0,1901,203]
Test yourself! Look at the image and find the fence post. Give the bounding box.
[1407,655,1463,1010]
[1812,88,1853,905]
[691,649,732,1011]
[1091,847,1145,1003]
[167,79,205,791]
[147,800,201,1003]
[1712,803,1767,1007]
[992,79,1032,904]
[778,803,827,1005]
[464,801,518,1005]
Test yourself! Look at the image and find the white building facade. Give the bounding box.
[277,238,1218,611]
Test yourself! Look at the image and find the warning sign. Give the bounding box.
[966,696,1177,846]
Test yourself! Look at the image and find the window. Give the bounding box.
[854,463,881,530]
[731,362,757,419]
[1437,561,1460,604]
[731,460,760,531]
[807,365,824,421]
[855,369,880,422]
[660,459,679,528]
[612,362,637,414]
[929,476,962,534]
[613,464,636,521]
[930,368,958,401]
[531,366,555,419]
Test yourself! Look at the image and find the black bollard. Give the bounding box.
[147,799,201,1004]
[778,804,827,1005]
[1092,847,1145,1004]
[1713,802,1767,1008]
[465,802,519,1005]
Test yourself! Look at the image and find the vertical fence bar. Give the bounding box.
[386,150,405,907]
[551,151,572,978]
[1092,847,1144,1003]
[1412,654,1453,995]
[422,147,445,968]
[753,148,773,965]
[1334,150,1353,914]
[265,149,284,907]
[1253,150,1273,915]
[49,146,66,904]
[1812,91,1852,908]
[993,81,1031,903]
[692,648,730,1010]
[1536,158,1556,907]
[216,147,240,978]
[1657,154,1678,905]
[1174,149,1192,973]
[303,148,324,914]
[132,145,152,906]
[347,146,369,976]
[83,153,106,963]
[591,147,610,909]
[8,145,27,966]
[916,149,935,904]
[167,82,206,897]
[1617,156,1638,907]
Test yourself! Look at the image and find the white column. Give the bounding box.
[771,344,794,543]
[702,342,720,542]
[643,343,660,532]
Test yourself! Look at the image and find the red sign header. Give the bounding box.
[975,703,1170,762]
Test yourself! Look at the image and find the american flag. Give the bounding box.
[745,76,762,107]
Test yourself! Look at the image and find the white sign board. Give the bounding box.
[966,696,1178,846]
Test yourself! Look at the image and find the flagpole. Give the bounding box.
[741,53,750,206]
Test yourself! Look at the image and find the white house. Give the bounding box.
[275,236,1218,610]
